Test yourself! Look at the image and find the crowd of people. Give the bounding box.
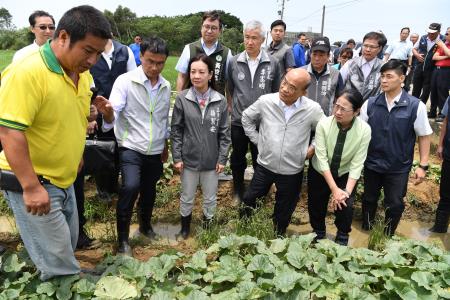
[0,6,449,281]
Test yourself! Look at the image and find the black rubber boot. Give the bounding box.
[430,210,450,233]
[138,209,159,240]
[335,231,349,246]
[117,217,132,256]
[179,214,192,239]
[361,203,377,231]
[384,216,401,237]
[232,171,245,203]
[313,230,326,243]
[202,215,213,229]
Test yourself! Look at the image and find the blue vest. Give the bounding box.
[90,40,129,98]
[444,97,450,161]
[365,90,419,173]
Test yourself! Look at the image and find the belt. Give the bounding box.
[0,169,51,193]
[436,66,450,69]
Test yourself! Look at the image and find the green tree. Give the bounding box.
[0,7,13,30]
[104,5,137,43]
[221,27,243,54]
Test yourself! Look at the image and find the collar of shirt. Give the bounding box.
[137,67,162,92]
[385,90,403,111]
[101,42,115,69]
[245,50,262,63]
[278,97,301,121]
[201,38,218,53]
[335,116,356,131]
[193,87,211,106]
[312,64,328,79]
[360,57,376,68]
[269,41,283,51]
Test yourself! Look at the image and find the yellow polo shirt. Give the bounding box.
[0,41,92,188]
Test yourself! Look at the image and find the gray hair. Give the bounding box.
[244,20,266,38]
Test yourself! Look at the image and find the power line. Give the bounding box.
[290,7,322,25]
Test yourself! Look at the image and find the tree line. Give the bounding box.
[0,6,244,55]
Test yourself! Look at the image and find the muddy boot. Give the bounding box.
[202,215,213,229]
[138,209,159,240]
[430,210,450,233]
[335,231,349,246]
[232,171,245,204]
[76,228,102,250]
[313,230,326,243]
[179,214,192,239]
[117,217,132,256]
[384,216,401,237]
[361,203,377,231]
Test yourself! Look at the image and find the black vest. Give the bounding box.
[189,40,229,95]
[90,40,129,98]
[417,34,445,71]
[365,91,419,173]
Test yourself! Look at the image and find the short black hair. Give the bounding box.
[271,19,286,31]
[338,89,364,110]
[380,59,407,76]
[297,32,306,39]
[363,31,387,48]
[140,36,169,57]
[29,10,55,27]
[346,39,356,45]
[400,27,410,33]
[340,47,353,58]
[187,53,216,90]
[202,10,222,29]
[54,5,112,46]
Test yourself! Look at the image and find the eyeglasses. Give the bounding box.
[280,77,297,93]
[333,103,353,113]
[36,25,55,31]
[362,44,380,50]
[202,24,219,32]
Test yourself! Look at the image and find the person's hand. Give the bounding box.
[415,53,425,63]
[413,167,426,185]
[437,145,444,160]
[161,146,169,163]
[216,163,224,173]
[87,121,97,135]
[306,145,315,159]
[23,184,50,216]
[174,161,183,174]
[88,104,98,122]
[331,187,349,210]
[93,96,114,123]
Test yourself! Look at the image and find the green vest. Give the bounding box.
[189,40,230,95]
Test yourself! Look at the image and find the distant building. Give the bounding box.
[284,31,322,46]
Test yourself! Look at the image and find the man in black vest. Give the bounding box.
[412,23,444,115]
[359,60,432,236]
[175,10,231,97]
[74,38,136,249]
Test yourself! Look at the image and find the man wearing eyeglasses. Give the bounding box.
[340,31,387,100]
[13,10,55,62]
[175,10,231,96]
[240,68,323,236]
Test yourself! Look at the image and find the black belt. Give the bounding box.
[0,170,51,193]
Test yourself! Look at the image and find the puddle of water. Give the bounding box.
[287,220,449,250]
[1,216,448,250]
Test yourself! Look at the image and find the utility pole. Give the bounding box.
[278,0,287,20]
[320,5,325,37]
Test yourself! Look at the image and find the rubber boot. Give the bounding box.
[430,210,450,233]
[138,208,158,240]
[361,203,377,231]
[179,214,192,239]
[384,216,401,237]
[313,230,326,243]
[202,215,213,229]
[117,217,132,256]
[334,231,349,246]
[232,170,245,203]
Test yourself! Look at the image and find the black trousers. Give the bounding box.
[116,148,163,225]
[230,125,258,191]
[307,167,355,235]
[74,166,86,231]
[430,67,450,116]
[438,159,450,213]
[404,64,415,92]
[362,167,409,221]
[412,64,433,105]
[242,165,303,235]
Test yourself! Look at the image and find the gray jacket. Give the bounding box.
[242,93,324,175]
[303,64,341,116]
[227,50,281,127]
[344,56,382,100]
[266,41,295,75]
[171,88,231,171]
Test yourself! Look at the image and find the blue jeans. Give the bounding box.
[4,184,80,280]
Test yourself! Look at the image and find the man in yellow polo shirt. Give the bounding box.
[0,5,111,280]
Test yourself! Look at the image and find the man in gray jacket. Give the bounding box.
[227,20,281,202]
[240,68,324,236]
[340,31,387,100]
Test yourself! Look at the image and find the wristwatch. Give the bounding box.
[418,164,429,171]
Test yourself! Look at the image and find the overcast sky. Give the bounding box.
[2,0,449,44]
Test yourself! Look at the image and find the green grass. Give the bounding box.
[0,50,14,72]
[0,50,179,91]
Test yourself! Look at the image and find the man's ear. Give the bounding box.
[55,29,70,46]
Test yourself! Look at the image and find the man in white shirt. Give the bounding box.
[13,10,55,62]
